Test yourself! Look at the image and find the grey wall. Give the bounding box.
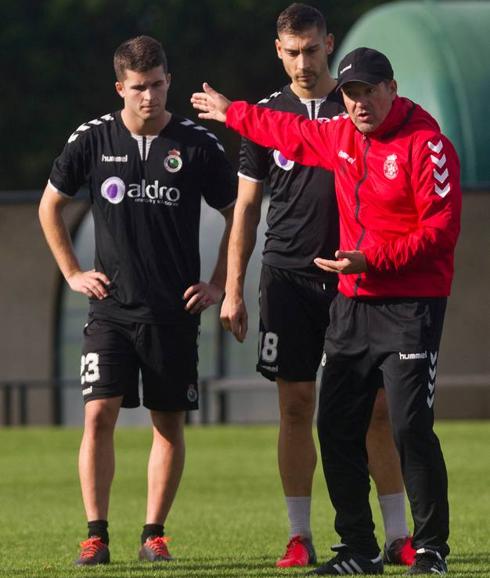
[0,191,489,424]
[0,197,88,424]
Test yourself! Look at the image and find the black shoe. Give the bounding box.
[75,536,110,565]
[138,536,173,562]
[406,549,447,575]
[307,544,383,575]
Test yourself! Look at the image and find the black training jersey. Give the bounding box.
[239,84,344,282]
[49,111,236,324]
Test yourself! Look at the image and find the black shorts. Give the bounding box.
[81,317,200,411]
[257,264,337,382]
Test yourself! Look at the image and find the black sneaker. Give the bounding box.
[407,549,447,575]
[307,544,383,575]
[139,535,173,562]
[384,536,416,565]
[75,536,110,565]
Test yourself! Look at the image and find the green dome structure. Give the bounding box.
[333,1,490,189]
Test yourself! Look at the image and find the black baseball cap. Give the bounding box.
[336,47,393,90]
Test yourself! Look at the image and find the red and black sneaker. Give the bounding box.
[383,536,416,566]
[276,535,317,568]
[139,535,173,562]
[75,536,110,565]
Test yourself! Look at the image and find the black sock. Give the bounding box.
[88,520,109,545]
[141,524,164,544]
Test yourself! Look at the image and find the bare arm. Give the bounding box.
[183,204,235,314]
[38,184,110,299]
[220,178,263,342]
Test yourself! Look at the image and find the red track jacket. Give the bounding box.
[226,96,461,298]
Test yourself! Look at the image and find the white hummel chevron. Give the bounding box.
[433,168,448,183]
[428,381,435,394]
[435,184,450,197]
[430,154,447,168]
[430,352,438,364]
[258,91,281,104]
[429,367,437,380]
[427,395,435,408]
[428,140,443,153]
[67,114,114,144]
[180,119,225,151]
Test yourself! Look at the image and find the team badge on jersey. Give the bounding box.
[383,154,399,180]
[186,384,198,402]
[101,176,126,204]
[273,150,294,171]
[164,149,183,173]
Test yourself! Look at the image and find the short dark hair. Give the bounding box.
[114,35,168,81]
[276,3,326,36]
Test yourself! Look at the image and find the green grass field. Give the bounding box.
[0,422,489,577]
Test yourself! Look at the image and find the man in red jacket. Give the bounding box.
[192,47,461,576]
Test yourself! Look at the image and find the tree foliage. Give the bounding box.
[0,0,391,189]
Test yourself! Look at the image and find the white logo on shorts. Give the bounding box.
[187,384,198,402]
[321,352,327,367]
[399,351,427,360]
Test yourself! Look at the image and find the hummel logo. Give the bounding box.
[101,154,128,163]
[399,351,427,360]
[428,140,443,153]
[82,386,93,396]
[433,168,448,183]
[430,153,447,168]
[435,184,450,198]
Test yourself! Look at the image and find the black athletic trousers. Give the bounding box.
[317,293,450,558]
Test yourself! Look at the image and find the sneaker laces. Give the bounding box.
[79,537,106,559]
[283,535,305,556]
[145,535,170,556]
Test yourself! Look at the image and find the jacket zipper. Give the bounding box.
[353,136,370,296]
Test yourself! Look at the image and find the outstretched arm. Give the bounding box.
[192,83,336,170]
[191,83,231,123]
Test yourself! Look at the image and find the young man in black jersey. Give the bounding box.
[219,3,414,568]
[39,36,236,565]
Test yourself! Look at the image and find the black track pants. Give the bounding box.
[317,293,449,558]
